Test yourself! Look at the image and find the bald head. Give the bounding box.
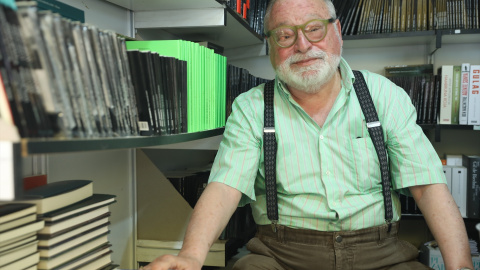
[263,0,337,35]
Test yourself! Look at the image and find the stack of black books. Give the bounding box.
[0,203,43,270]
[16,179,118,269]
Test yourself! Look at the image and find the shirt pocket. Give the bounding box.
[348,136,382,193]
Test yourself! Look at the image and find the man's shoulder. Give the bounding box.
[233,82,268,105]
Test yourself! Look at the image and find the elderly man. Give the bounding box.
[143,0,473,269]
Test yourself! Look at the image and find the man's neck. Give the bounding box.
[287,69,342,127]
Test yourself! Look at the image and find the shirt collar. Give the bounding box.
[274,56,356,96]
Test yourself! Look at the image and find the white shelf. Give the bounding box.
[105,0,264,49]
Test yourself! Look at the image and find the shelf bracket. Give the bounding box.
[429,30,442,55]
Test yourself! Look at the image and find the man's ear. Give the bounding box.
[335,19,343,47]
[335,19,342,37]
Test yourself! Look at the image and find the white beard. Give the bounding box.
[275,50,341,94]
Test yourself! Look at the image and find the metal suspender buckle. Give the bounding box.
[271,220,278,232]
[264,127,275,133]
[366,121,381,128]
[385,219,392,233]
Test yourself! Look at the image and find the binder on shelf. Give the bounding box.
[450,166,467,218]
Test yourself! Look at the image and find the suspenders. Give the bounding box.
[263,70,393,232]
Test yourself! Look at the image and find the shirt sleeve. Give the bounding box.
[208,86,265,206]
[365,72,446,196]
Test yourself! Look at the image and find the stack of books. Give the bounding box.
[0,203,43,270]
[16,179,117,269]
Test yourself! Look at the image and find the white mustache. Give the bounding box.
[285,50,328,65]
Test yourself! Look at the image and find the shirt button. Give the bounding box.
[320,135,324,140]
[326,171,330,175]
[335,235,343,243]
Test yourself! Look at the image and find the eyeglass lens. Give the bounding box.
[273,20,327,47]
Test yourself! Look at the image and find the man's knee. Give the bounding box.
[232,253,284,270]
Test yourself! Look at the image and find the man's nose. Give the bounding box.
[294,29,312,53]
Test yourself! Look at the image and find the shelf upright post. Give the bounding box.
[0,141,23,201]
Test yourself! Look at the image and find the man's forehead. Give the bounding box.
[269,0,329,26]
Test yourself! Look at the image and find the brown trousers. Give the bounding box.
[233,222,431,270]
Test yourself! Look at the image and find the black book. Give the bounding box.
[180,60,188,133]
[42,193,116,222]
[154,54,168,135]
[41,243,111,270]
[17,180,93,215]
[127,50,153,135]
[0,203,36,225]
[462,155,480,218]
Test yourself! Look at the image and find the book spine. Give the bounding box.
[439,65,453,124]
[463,156,480,218]
[468,65,480,125]
[451,65,461,124]
[460,63,470,125]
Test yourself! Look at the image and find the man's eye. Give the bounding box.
[306,26,322,32]
[278,35,292,41]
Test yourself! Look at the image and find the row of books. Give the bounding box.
[226,64,270,118]
[385,64,440,125]
[1,3,234,139]
[126,50,187,136]
[0,179,118,269]
[0,3,140,139]
[225,0,268,37]
[167,172,210,209]
[126,40,228,134]
[442,154,480,219]
[333,0,480,36]
[439,64,480,125]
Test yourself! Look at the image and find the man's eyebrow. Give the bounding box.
[271,14,326,28]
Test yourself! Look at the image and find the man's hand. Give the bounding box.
[140,254,202,270]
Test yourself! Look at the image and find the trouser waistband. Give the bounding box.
[256,222,399,246]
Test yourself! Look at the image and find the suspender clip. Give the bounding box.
[264,127,275,133]
[367,121,381,128]
[271,220,278,232]
[385,219,392,233]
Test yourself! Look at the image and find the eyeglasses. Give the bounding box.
[265,18,336,48]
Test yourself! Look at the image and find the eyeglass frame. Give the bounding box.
[265,18,336,48]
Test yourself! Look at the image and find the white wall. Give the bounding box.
[57,0,133,37]
[46,149,136,268]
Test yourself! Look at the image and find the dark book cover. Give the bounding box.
[23,180,92,199]
[38,212,110,239]
[151,53,166,135]
[0,203,36,224]
[127,50,153,135]
[50,243,112,270]
[42,194,116,222]
[462,155,480,218]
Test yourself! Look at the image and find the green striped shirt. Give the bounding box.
[209,57,446,231]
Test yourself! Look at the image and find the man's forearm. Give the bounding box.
[178,182,242,265]
[410,184,473,270]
